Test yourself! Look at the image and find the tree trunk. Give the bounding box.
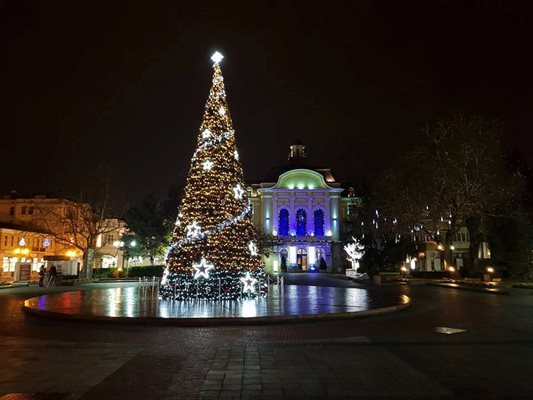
[83,247,95,279]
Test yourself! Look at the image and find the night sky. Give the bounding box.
[1,1,531,205]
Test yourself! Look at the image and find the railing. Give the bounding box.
[138,276,160,296]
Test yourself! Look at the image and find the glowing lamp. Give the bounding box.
[65,250,77,258]
[22,248,30,255]
[289,246,297,264]
[308,246,316,265]
[448,266,455,272]
[486,267,495,274]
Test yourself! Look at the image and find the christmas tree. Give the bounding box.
[160,51,267,300]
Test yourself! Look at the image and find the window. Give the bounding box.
[9,207,14,216]
[3,235,8,247]
[105,234,115,246]
[28,207,34,215]
[347,204,357,216]
[278,209,289,236]
[313,209,325,236]
[296,209,307,236]
[21,206,27,215]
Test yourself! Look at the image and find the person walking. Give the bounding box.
[38,265,46,287]
[48,265,57,286]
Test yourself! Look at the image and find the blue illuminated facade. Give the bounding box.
[249,141,362,274]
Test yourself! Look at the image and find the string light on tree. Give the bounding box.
[160,51,267,300]
[192,258,214,279]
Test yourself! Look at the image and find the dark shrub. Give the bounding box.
[126,265,164,278]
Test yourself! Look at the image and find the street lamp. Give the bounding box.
[486,266,495,282]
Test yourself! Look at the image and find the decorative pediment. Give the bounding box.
[266,169,340,191]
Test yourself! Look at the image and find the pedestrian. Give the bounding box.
[38,265,46,287]
[48,265,58,286]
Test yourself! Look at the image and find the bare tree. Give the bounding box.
[376,116,524,268]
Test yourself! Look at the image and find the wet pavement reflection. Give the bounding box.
[24,285,409,323]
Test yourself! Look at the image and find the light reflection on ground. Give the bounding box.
[24,285,410,324]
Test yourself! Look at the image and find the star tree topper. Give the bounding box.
[192,258,214,279]
[240,272,257,293]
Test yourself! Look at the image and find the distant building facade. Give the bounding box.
[0,194,125,279]
[249,141,362,274]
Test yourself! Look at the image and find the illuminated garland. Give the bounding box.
[192,130,234,161]
[166,205,252,256]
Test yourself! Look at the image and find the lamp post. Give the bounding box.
[116,240,137,271]
[486,266,495,282]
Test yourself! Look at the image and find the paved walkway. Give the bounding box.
[0,275,532,398]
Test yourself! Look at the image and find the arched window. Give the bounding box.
[278,209,289,236]
[313,209,325,236]
[296,209,307,236]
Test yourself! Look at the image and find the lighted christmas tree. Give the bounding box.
[160,51,267,300]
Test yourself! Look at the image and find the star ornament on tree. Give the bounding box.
[192,258,214,279]
[203,160,214,171]
[186,221,202,238]
[233,184,244,199]
[248,241,258,257]
[240,272,257,293]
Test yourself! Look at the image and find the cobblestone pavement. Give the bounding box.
[0,275,533,399]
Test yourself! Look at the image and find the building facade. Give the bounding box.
[0,194,125,279]
[249,141,362,274]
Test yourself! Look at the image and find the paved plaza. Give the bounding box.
[0,274,533,399]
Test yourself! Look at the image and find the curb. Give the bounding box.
[427,282,510,296]
[23,295,411,326]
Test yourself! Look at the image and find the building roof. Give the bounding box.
[0,221,49,234]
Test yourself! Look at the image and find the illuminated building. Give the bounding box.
[249,140,362,273]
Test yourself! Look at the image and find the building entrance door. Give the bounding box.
[297,249,307,271]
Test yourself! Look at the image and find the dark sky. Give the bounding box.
[1,1,532,205]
